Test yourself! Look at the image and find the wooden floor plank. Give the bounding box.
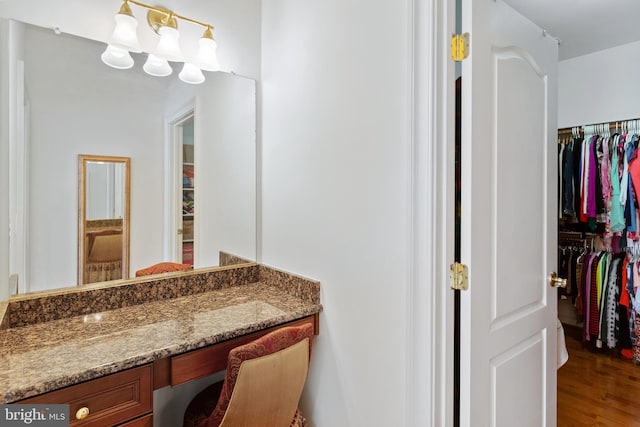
[558,328,640,426]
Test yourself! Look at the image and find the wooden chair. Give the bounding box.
[183,323,314,427]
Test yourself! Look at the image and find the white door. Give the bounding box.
[459,0,559,425]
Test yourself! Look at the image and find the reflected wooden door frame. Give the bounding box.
[78,154,131,286]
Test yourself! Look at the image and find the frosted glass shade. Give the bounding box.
[179,63,205,84]
[109,13,141,52]
[194,37,220,71]
[154,26,182,62]
[101,45,134,69]
[143,54,173,77]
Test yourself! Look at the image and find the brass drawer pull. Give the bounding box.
[76,406,90,420]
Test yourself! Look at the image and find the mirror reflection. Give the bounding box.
[5,20,257,295]
[78,155,130,285]
[86,161,126,221]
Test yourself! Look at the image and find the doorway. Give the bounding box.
[165,105,197,265]
[556,121,640,424]
[179,116,195,266]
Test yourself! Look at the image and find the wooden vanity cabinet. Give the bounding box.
[13,314,319,426]
[170,315,317,386]
[118,414,153,427]
[18,364,152,427]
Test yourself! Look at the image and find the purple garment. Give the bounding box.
[583,252,597,342]
[601,137,612,212]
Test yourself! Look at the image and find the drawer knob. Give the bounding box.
[76,407,90,420]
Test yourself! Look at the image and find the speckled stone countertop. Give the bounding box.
[0,264,321,403]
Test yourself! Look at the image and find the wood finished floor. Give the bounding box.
[558,327,640,426]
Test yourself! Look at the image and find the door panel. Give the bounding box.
[492,332,545,425]
[493,51,547,324]
[459,0,558,425]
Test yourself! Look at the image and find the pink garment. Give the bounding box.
[587,135,598,218]
[580,138,590,222]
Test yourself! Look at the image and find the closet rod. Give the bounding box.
[558,128,577,136]
[558,230,596,239]
[558,117,640,136]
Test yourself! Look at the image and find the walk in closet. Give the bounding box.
[558,120,640,362]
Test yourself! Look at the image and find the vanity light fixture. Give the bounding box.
[101,0,220,84]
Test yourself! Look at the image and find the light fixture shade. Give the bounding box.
[154,26,182,62]
[101,45,134,69]
[179,63,205,84]
[194,37,220,72]
[109,12,141,52]
[143,54,173,77]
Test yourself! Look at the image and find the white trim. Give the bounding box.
[405,0,418,424]
[435,0,456,423]
[8,58,29,294]
[164,101,195,263]
[0,18,10,301]
[410,0,455,425]
[18,75,30,294]
[191,100,201,267]
[254,81,262,266]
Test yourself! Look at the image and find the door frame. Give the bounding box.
[8,59,29,294]
[410,0,456,425]
[164,102,196,263]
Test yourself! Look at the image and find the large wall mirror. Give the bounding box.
[3,20,257,295]
[78,155,131,285]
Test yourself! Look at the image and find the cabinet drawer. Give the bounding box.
[20,365,152,427]
[119,413,153,427]
[171,316,316,386]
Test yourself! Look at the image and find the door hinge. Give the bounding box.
[451,33,470,62]
[450,262,469,291]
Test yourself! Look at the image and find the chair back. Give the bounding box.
[220,338,309,426]
[208,323,314,427]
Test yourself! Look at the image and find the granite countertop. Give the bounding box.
[0,274,321,403]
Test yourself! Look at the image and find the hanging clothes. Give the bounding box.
[559,122,640,361]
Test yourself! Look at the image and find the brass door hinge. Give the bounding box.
[450,262,469,291]
[451,33,470,62]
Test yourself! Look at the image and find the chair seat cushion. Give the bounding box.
[135,262,192,277]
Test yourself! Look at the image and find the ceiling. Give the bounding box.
[504,0,640,60]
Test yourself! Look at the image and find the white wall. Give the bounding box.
[261,1,416,425]
[0,19,10,300]
[559,40,640,127]
[196,73,256,268]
